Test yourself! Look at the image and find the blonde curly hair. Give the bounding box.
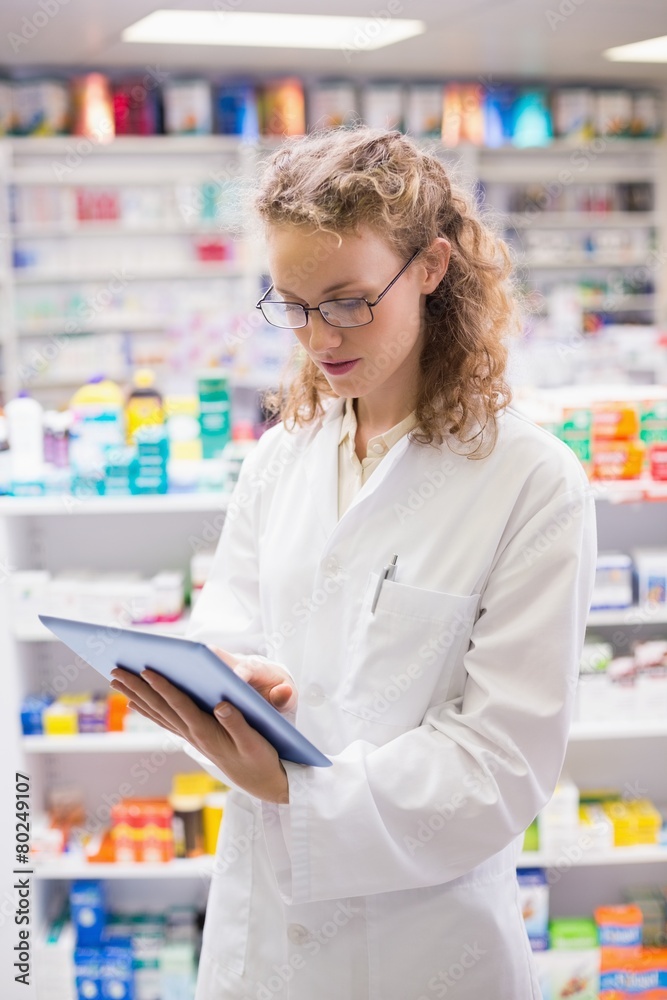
[253,126,522,457]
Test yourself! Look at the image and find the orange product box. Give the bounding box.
[600,947,667,998]
[592,402,640,440]
[592,439,644,480]
[595,904,644,951]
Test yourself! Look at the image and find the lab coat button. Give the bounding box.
[287,923,312,945]
[370,441,386,455]
[304,684,326,707]
[323,555,339,577]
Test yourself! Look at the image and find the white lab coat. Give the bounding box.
[185,394,597,1000]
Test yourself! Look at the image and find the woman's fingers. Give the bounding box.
[110,669,183,732]
[126,699,182,738]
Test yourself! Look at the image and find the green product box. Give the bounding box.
[549,917,599,950]
[640,399,667,444]
[198,371,231,460]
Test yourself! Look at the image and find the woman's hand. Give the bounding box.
[108,647,297,804]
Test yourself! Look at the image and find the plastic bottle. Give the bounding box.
[69,376,124,493]
[5,391,44,483]
[126,368,164,444]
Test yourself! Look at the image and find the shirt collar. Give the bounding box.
[338,396,418,451]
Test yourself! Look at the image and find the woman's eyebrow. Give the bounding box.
[274,278,363,299]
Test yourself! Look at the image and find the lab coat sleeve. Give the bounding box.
[261,482,597,903]
[181,424,297,784]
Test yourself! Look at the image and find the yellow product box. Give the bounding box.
[43,702,79,736]
[627,799,662,845]
[603,800,638,847]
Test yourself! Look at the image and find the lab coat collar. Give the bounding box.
[304,393,412,543]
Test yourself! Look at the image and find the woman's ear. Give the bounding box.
[421,237,451,295]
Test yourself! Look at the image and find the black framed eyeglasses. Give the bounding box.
[255,248,421,330]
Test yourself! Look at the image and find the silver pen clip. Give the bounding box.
[370,554,398,614]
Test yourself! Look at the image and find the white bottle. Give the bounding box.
[5,391,44,482]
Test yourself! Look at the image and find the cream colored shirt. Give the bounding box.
[338,396,419,519]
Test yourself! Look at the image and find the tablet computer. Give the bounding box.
[38,614,331,768]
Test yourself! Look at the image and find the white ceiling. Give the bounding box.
[1,0,666,84]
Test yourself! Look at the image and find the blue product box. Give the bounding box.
[20,695,52,735]
[74,946,102,1000]
[517,868,549,945]
[100,936,134,1000]
[70,880,107,948]
[215,83,259,136]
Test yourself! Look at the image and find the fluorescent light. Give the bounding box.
[604,35,667,62]
[122,10,425,50]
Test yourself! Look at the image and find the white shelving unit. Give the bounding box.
[0,486,665,922]
[0,133,666,934]
[0,135,293,411]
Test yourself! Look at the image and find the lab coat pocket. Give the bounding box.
[205,795,255,978]
[340,574,481,729]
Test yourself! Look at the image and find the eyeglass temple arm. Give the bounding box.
[366,249,422,308]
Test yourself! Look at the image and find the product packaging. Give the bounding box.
[405,83,444,137]
[198,371,231,459]
[538,776,580,854]
[12,79,70,135]
[551,88,596,141]
[308,80,358,131]
[483,84,517,147]
[512,89,553,147]
[71,73,115,142]
[163,79,213,134]
[70,881,107,948]
[112,77,161,135]
[126,369,164,444]
[259,78,306,136]
[360,82,404,132]
[596,90,633,137]
[633,549,667,608]
[595,904,644,951]
[517,868,549,951]
[591,553,634,610]
[214,82,259,136]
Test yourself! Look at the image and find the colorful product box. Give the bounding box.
[70,880,107,948]
[517,868,549,951]
[595,904,644,951]
[600,947,667,998]
[74,946,102,1000]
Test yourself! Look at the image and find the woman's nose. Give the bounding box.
[306,311,344,353]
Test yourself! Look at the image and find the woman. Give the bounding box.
[111,127,597,1000]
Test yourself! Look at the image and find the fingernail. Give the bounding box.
[141,670,154,685]
[215,703,232,719]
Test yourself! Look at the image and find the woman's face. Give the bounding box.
[265,223,441,406]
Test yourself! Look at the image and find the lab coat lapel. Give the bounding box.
[303,395,413,543]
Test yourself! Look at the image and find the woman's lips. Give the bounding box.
[321,359,360,375]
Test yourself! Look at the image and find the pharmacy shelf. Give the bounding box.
[569,719,667,741]
[14,221,239,238]
[521,255,653,269]
[22,732,189,753]
[519,845,667,868]
[15,613,191,643]
[587,605,667,627]
[33,848,667,878]
[21,720,667,754]
[17,314,179,336]
[579,295,656,312]
[0,492,231,516]
[2,479,666,515]
[13,262,244,284]
[6,135,256,156]
[507,212,657,229]
[33,855,217,880]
